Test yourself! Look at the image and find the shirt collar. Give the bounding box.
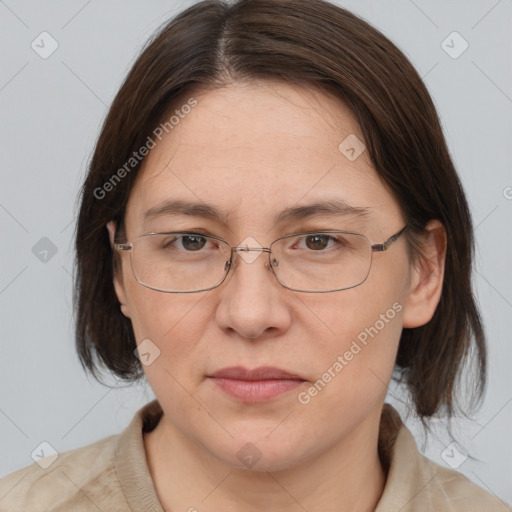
[114,399,435,511]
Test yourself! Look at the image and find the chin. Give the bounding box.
[205,432,313,474]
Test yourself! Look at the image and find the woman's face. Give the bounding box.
[112,81,425,471]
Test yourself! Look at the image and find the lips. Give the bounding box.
[209,366,304,381]
[208,366,306,402]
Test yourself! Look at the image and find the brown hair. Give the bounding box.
[74,0,486,421]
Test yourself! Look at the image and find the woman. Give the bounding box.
[0,0,506,510]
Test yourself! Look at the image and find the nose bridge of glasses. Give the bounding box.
[232,246,271,254]
[224,245,275,273]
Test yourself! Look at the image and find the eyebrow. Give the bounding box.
[143,198,371,225]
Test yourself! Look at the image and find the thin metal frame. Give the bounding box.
[113,224,408,293]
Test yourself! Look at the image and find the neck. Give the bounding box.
[144,405,387,512]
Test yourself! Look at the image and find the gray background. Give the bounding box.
[1,0,511,506]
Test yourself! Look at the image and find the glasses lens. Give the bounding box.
[270,232,372,292]
[129,231,372,293]
[130,233,231,292]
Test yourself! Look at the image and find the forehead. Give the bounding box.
[125,81,402,233]
[145,81,364,170]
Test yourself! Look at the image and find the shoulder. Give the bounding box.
[377,404,510,511]
[420,455,510,511]
[0,433,128,512]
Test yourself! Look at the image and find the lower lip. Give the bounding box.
[210,377,304,402]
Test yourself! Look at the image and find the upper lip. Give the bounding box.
[209,366,305,381]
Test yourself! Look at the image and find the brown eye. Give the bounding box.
[305,234,331,250]
[180,235,207,251]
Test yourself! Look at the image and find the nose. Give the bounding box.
[214,246,291,340]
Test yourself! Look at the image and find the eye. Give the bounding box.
[179,234,207,251]
[303,234,334,251]
[160,234,209,251]
[285,233,353,254]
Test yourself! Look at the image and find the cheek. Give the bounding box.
[299,276,404,352]
[295,266,407,405]
[294,301,404,440]
[122,261,204,339]
[124,281,213,375]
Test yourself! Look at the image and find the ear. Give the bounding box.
[106,220,131,318]
[402,220,446,328]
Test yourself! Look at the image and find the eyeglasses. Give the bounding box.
[113,224,408,293]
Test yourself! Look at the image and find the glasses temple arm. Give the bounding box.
[371,224,408,252]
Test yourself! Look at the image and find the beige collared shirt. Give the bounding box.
[0,400,508,511]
